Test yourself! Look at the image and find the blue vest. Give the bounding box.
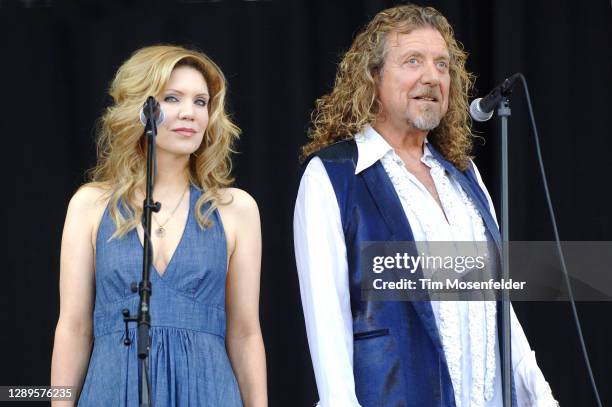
[311,139,515,407]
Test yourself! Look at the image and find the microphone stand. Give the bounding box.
[122,97,161,407]
[472,74,520,406]
[498,96,512,407]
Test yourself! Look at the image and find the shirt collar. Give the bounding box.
[354,124,431,174]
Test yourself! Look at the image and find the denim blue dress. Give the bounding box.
[78,185,243,406]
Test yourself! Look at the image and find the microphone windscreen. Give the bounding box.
[139,107,165,126]
[469,98,494,122]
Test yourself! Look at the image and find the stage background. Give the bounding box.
[0,0,610,405]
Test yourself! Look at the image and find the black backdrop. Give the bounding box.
[1,0,611,406]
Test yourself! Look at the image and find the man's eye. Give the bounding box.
[408,58,418,64]
[437,61,449,69]
[195,99,208,107]
[164,95,178,102]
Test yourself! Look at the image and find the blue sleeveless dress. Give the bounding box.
[78,185,243,406]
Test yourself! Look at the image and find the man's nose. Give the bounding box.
[420,61,441,86]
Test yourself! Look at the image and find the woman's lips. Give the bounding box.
[173,128,197,136]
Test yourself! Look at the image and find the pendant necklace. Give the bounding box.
[153,185,189,238]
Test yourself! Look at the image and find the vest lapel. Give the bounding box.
[360,161,414,241]
[361,161,447,358]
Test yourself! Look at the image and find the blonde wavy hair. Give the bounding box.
[88,45,240,238]
[303,4,475,170]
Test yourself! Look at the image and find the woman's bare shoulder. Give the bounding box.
[65,184,113,246]
[69,183,111,213]
[215,188,261,260]
[218,187,258,214]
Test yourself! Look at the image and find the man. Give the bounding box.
[294,5,558,407]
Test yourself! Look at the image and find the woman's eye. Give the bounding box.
[408,58,418,64]
[164,95,178,103]
[195,99,208,107]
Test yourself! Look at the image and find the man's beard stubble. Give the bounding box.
[410,104,442,131]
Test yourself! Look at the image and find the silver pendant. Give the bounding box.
[156,226,165,238]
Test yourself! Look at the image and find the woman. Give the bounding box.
[51,45,267,406]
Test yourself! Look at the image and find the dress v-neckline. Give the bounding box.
[133,186,193,279]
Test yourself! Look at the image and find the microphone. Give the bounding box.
[139,97,165,126]
[470,73,521,122]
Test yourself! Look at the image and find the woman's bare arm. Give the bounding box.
[50,186,102,406]
[221,188,267,407]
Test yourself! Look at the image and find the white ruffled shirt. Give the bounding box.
[294,125,557,407]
